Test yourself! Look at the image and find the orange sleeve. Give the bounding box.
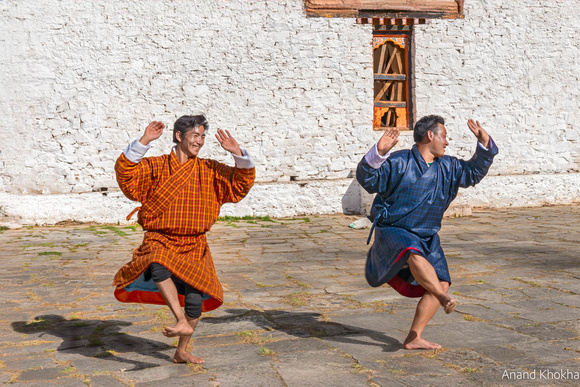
[114,153,156,202]
[208,160,256,205]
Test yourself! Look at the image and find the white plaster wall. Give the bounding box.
[0,0,579,226]
[413,0,580,177]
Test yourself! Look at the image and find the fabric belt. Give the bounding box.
[367,207,388,245]
[126,207,141,221]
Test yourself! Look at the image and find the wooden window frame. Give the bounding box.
[301,1,465,131]
[372,26,414,131]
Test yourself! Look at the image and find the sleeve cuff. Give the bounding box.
[477,137,494,152]
[364,143,390,169]
[123,138,150,163]
[233,148,255,169]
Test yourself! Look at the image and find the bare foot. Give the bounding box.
[403,337,442,350]
[163,319,194,337]
[437,293,457,314]
[443,298,457,314]
[173,351,205,364]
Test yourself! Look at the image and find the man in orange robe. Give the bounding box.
[113,115,255,364]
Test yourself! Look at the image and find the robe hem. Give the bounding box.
[113,259,223,312]
[114,287,223,313]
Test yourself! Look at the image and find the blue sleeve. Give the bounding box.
[453,137,499,188]
[356,157,392,194]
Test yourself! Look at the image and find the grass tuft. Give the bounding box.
[218,215,274,223]
[101,225,129,238]
[94,350,117,358]
[463,314,485,322]
[282,291,313,306]
[259,347,275,356]
[38,251,62,256]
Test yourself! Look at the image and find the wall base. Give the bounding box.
[2,173,580,227]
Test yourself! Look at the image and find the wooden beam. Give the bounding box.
[383,46,398,75]
[394,50,404,101]
[374,81,392,102]
[373,126,409,131]
[376,44,387,76]
[375,101,407,108]
[304,0,464,18]
[374,74,406,81]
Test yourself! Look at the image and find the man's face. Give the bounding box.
[429,124,449,158]
[177,125,205,158]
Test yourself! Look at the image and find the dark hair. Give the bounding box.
[173,115,209,143]
[413,115,445,143]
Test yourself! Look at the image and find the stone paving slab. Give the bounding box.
[274,349,369,386]
[2,206,580,386]
[209,363,285,387]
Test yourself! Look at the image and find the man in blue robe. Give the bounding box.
[356,115,498,350]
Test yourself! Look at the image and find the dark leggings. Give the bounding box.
[146,263,203,319]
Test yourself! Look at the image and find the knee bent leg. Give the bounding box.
[184,287,203,319]
[149,263,172,283]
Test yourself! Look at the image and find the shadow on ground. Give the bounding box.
[204,308,402,352]
[12,308,401,370]
[11,315,171,370]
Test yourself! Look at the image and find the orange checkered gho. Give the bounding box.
[112,151,255,312]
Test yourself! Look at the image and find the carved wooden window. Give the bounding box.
[302,1,464,131]
[373,31,412,130]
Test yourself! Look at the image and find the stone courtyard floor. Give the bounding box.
[1,205,580,386]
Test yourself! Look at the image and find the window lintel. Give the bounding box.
[304,0,465,19]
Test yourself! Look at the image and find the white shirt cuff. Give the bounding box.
[123,139,150,163]
[364,143,390,169]
[477,138,493,151]
[233,148,255,169]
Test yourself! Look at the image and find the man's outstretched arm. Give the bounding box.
[467,119,490,149]
[122,121,165,163]
[215,129,254,169]
[115,121,164,201]
[455,119,498,188]
[356,128,399,194]
[212,129,256,204]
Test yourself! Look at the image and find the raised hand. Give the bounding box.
[467,119,490,148]
[215,129,242,156]
[140,121,165,146]
[377,127,400,156]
